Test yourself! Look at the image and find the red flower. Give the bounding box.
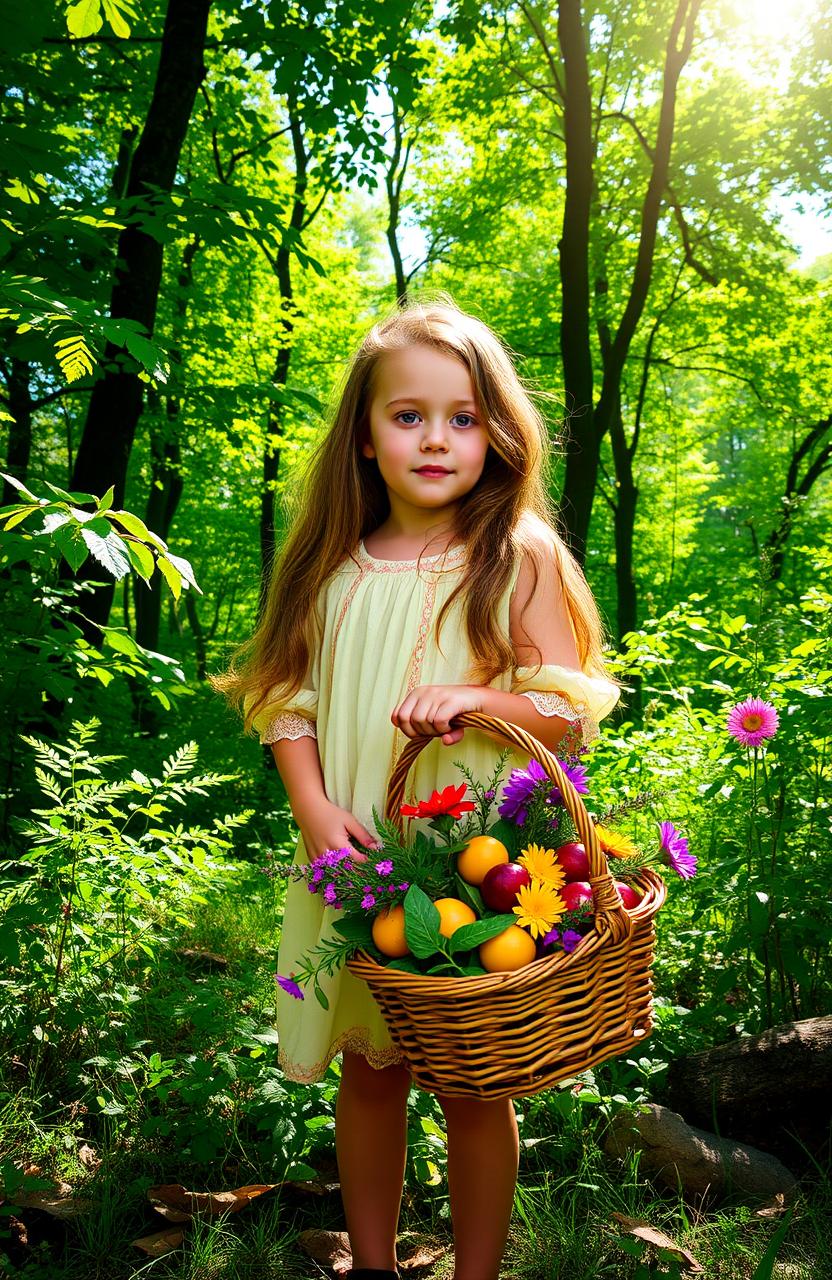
[400,783,476,820]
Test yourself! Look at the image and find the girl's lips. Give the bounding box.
[415,466,451,475]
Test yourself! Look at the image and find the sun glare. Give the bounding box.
[733,0,817,41]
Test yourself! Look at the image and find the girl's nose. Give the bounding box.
[420,418,450,449]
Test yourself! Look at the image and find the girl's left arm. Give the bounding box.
[392,533,582,751]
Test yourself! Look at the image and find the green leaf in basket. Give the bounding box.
[485,817,525,857]
[448,914,517,955]
[332,916,374,947]
[403,884,443,959]
[460,964,488,976]
[385,956,422,974]
[314,982,329,1011]
[454,874,485,915]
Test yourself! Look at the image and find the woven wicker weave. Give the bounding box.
[347,711,666,1099]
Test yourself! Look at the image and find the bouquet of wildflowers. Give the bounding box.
[274,749,695,1009]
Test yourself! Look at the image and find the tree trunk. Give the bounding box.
[2,357,33,506]
[69,0,212,629]
[665,1015,832,1164]
[764,413,832,580]
[259,102,307,599]
[556,0,701,562]
[609,400,638,643]
[556,0,596,564]
[385,99,410,306]
[134,235,201,653]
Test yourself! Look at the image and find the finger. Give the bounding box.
[432,703,454,733]
[441,727,465,745]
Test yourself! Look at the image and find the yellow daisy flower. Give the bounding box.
[518,843,566,888]
[512,877,566,940]
[595,825,640,860]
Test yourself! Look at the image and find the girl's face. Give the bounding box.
[362,344,490,526]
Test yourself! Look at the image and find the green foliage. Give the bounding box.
[0,719,248,1054]
[596,553,832,1033]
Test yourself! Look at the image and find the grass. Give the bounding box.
[1,860,829,1280]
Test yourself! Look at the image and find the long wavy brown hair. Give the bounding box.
[218,295,612,731]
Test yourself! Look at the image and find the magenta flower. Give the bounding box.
[375,860,393,875]
[727,697,779,748]
[323,883,338,905]
[276,974,304,1000]
[361,892,376,910]
[658,822,696,880]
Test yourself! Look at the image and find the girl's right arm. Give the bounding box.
[271,736,377,862]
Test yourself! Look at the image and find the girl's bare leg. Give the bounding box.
[437,1093,519,1280]
[335,1051,411,1271]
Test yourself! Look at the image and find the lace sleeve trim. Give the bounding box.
[519,690,599,748]
[261,712,317,745]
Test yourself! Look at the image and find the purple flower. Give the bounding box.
[323,883,338,905]
[361,892,376,909]
[397,882,409,892]
[499,758,548,824]
[659,822,697,880]
[727,698,779,748]
[499,757,589,824]
[541,926,583,953]
[276,974,304,1000]
[484,789,496,801]
[550,759,589,807]
[375,860,393,875]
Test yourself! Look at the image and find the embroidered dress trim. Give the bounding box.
[519,689,599,748]
[356,539,466,573]
[329,566,367,685]
[261,712,317,744]
[278,1025,407,1083]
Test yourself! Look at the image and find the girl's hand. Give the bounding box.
[293,797,380,863]
[391,684,483,745]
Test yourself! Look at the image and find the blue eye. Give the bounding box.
[452,413,477,428]
[396,411,420,425]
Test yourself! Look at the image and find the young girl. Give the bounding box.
[223,299,619,1280]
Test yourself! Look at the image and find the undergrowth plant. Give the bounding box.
[0,719,249,1063]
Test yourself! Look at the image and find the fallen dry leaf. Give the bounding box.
[147,1182,278,1219]
[612,1212,703,1273]
[148,1203,193,1224]
[11,1180,93,1219]
[297,1228,353,1274]
[132,1228,185,1256]
[287,1176,341,1196]
[77,1144,100,1171]
[8,1216,28,1248]
[399,1239,447,1271]
[756,1193,788,1218]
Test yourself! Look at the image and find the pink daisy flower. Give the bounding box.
[658,822,697,880]
[727,697,778,748]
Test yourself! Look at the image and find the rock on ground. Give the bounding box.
[604,1102,798,1204]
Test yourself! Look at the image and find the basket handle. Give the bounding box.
[384,710,631,943]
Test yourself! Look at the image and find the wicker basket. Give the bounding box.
[346,711,667,1100]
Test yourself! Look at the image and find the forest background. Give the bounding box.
[1,1,831,1278]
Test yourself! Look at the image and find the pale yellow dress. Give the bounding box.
[252,539,619,1084]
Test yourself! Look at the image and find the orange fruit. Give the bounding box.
[457,835,510,886]
[479,925,537,973]
[433,897,477,938]
[371,904,410,957]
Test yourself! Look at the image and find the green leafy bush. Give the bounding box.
[0,720,249,1059]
